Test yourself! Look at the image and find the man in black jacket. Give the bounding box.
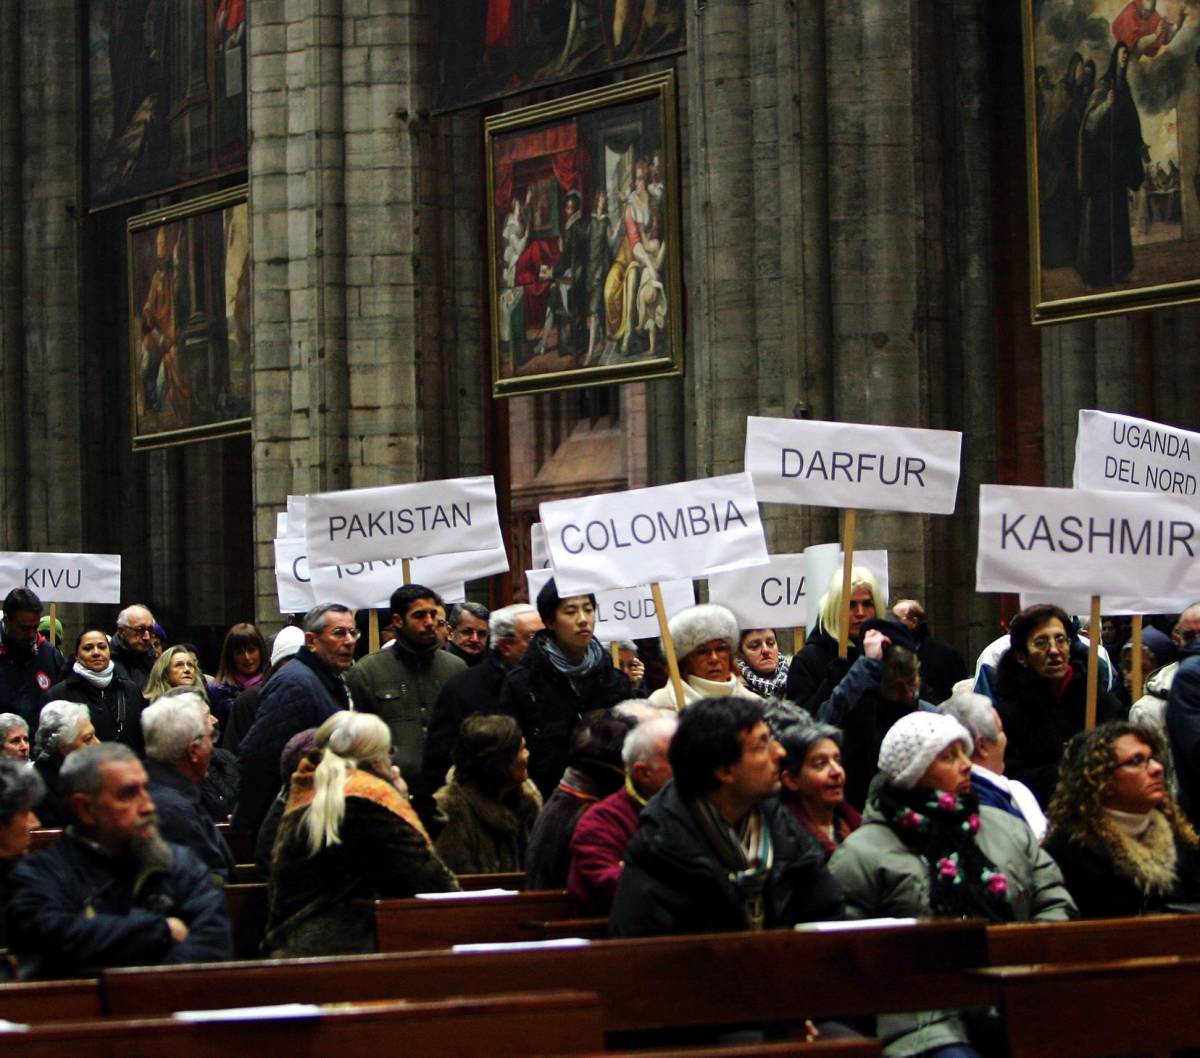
[5,742,232,978]
[445,601,490,668]
[0,589,65,732]
[892,598,968,703]
[609,696,843,936]
[109,603,159,693]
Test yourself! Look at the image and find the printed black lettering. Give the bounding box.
[328,515,347,541]
[1000,513,1027,551]
[657,509,687,541]
[723,500,748,529]
[397,508,414,532]
[781,448,804,478]
[687,505,711,535]
[561,524,584,555]
[630,514,656,544]
[367,510,387,537]
[1088,517,1115,552]
[878,456,901,486]
[585,521,611,551]
[1058,516,1083,553]
[1170,520,1195,558]
[903,457,927,487]
[831,450,854,482]
[23,569,40,589]
[292,557,310,583]
[761,577,782,607]
[1118,519,1150,556]
[65,570,81,590]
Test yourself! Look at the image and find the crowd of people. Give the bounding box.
[0,572,1198,1055]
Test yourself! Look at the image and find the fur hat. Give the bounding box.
[877,711,974,790]
[271,625,306,667]
[668,604,739,660]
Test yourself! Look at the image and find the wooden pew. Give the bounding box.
[975,955,1200,1058]
[569,1044,882,1058]
[0,978,102,1024]
[101,920,992,1030]
[457,870,526,891]
[215,822,254,864]
[27,829,62,853]
[0,990,604,1058]
[224,882,269,959]
[522,916,609,941]
[367,890,575,952]
[987,912,1200,965]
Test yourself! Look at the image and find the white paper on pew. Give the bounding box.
[452,938,593,953]
[173,1003,324,1022]
[414,888,518,899]
[0,1020,29,1032]
[795,917,918,932]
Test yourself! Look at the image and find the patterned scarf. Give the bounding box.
[735,656,790,698]
[876,783,1014,923]
[691,796,774,930]
[542,635,607,679]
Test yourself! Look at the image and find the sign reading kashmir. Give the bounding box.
[0,552,121,604]
[976,484,1200,601]
[305,476,504,569]
[539,473,769,595]
[745,416,962,514]
[1074,410,1199,497]
[526,569,696,640]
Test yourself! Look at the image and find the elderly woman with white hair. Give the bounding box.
[0,713,30,763]
[829,711,1076,1058]
[263,710,458,957]
[646,604,761,711]
[31,702,97,828]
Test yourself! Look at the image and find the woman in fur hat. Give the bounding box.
[1044,720,1200,918]
[830,711,1075,1058]
[646,604,762,711]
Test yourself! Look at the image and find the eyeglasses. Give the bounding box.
[1114,752,1161,771]
[123,626,153,637]
[324,627,362,641]
[1030,633,1069,651]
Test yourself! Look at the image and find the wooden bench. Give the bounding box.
[987,912,1200,965]
[366,889,576,952]
[224,882,270,958]
[0,990,604,1058]
[568,1044,882,1058]
[458,870,526,891]
[101,920,991,1030]
[0,978,102,1024]
[975,955,1200,1058]
[27,829,62,853]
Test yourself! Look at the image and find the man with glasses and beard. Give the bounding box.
[4,742,231,977]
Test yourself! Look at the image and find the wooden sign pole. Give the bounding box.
[48,603,57,649]
[1085,594,1102,730]
[651,581,686,711]
[1130,613,1144,703]
[793,626,805,652]
[838,509,858,659]
[368,611,380,654]
[610,642,621,668]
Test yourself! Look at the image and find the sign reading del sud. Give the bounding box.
[305,476,504,569]
[539,473,769,595]
[745,416,962,514]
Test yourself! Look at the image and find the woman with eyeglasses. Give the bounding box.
[645,604,761,711]
[992,604,1124,808]
[144,644,210,703]
[1045,720,1200,917]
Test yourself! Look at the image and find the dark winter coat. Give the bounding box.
[146,759,235,882]
[910,623,969,704]
[108,636,156,694]
[785,625,860,717]
[433,777,542,875]
[1166,645,1200,826]
[422,651,509,793]
[608,781,844,937]
[497,633,632,799]
[32,754,69,828]
[46,671,145,754]
[199,747,240,822]
[5,830,232,978]
[0,632,65,732]
[567,785,643,915]
[525,766,622,890]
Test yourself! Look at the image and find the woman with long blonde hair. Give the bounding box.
[263,711,457,956]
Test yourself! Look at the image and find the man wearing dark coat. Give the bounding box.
[0,589,65,732]
[108,603,159,694]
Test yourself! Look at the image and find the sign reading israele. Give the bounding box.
[976,484,1200,603]
[274,538,314,614]
[539,473,769,595]
[0,552,121,604]
[745,416,963,514]
[526,569,696,641]
[1074,410,1200,497]
[304,476,504,569]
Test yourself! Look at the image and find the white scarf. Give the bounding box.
[73,660,115,689]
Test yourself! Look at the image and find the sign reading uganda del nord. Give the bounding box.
[0,552,121,604]
[976,484,1200,604]
[539,473,769,596]
[745,416,962,514]
[1074,410,1200,497]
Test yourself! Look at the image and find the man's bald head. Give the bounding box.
[1175,604,1200,646]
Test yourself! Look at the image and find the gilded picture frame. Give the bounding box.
[1023,0,1200,324]
[486,71,684,397]
[127,186,252,450]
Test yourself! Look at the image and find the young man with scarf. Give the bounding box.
[0,589,64,735]
[609,695,843,937]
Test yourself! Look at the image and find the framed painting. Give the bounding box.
[127,187,252,450]
[487,71,684,397]
[434,0,685,112]
[88,0,247,210]
[1023,0,1200,324]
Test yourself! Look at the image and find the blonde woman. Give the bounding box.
[263,711,458,956]
[144,645,209,704]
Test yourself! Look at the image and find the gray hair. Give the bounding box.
[777,717,843,775]
[488,603,538,648]
[59,742,140,801]
[303,603,353,635]
[142,693,209,764]
[621,714,677,771]
[0,713,28,741]
[449,601,490,629]
[613,699,674,725]
[939,692,1000,745]
[116,604,154,629]
[0,758,44,826]
[615,640,638,654]
[34,702,91,761]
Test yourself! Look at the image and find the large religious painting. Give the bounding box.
[435,0,685,112]
[487,71,683,397]
[88,0,248,210]
[127,187,252,449]
[1024,0,1200,323]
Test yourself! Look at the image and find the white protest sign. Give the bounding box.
[1074,410,1199,497]
[0,552,121,604]
[745,416,963,514]
[976,484,1200,602]
[539,473,768,595]
[276,513,290,539]
[305,476,503,569]
[709,554,809,629]
[1018,590,1183,618]
[410,546,509,592]
[530,523,551,569]
[274,538,315,614]
[285,496,307,538]
[525,570,696,640]
[802,544,891,631]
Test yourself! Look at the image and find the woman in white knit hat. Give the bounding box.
[828,710,1076,1058]
[646,604,762,711]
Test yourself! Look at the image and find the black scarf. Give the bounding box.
[876,783,1014,923]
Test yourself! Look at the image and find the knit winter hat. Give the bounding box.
[271,625,306,667]
[877,711,974,790]
[668,604,739,660]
